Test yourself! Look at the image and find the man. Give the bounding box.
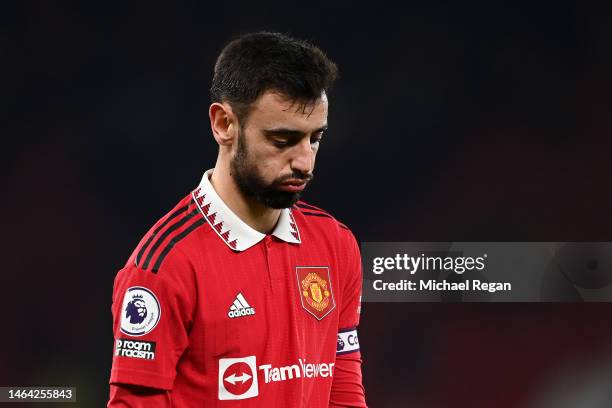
[108,31,366,407]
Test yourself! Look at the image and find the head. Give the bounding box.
[125,298,147,324]
[209,32,338,208]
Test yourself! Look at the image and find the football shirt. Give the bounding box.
[110,169,364,406]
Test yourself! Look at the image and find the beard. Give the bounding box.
[230,128,312,209]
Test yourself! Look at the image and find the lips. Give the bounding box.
[278,179,307,192]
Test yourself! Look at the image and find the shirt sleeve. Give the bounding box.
[331,228,367,407]
[107,384,171,407]
[109,250,195,391]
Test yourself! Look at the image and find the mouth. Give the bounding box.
[277,179,308,192]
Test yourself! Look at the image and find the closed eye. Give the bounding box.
[263,126,328,148]
[311,132,324,144]
[273,139,291,147]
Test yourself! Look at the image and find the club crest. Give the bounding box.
[296,267,335,320]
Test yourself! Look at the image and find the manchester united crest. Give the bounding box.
[296,266,336,320]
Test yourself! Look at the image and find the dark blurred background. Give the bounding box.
[3,1,612,407]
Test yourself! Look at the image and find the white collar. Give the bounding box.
[192,169,301,251]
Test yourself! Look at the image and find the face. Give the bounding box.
[230,91,328,209]
[134,300,146,317]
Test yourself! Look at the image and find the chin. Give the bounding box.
[260,191,301,209]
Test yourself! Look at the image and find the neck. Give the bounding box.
[209,161,281,234]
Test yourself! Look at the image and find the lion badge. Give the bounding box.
[120,286,161,336]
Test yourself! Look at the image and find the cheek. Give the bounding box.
[258,159,284,180]
[254,147,290,174]
[311,148,319,165]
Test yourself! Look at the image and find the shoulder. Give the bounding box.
[292,200,357,248]
[125,192,212,275]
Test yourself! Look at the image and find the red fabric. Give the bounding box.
[330,228,367,407]
[108,384,170,407]
[108,192,366,406]
[330,352,367,407]
[109,254,194,391]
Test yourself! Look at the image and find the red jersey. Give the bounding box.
[109,169,366,407]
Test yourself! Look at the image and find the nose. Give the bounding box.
[290,138,314,175]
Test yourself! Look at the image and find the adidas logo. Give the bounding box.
[227,293,256,319]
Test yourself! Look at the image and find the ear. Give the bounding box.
[209,102,238,146]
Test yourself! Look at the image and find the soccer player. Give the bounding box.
[108,32,366,407]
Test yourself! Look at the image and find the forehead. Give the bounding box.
[245,90,328,130]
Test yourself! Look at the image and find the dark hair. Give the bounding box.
[210,31,338,124]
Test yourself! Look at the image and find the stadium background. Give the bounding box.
[3,1,612,406]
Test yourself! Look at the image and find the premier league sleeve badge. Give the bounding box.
[120,286,161,336]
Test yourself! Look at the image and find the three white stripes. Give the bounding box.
[230,293,251,311]
[227,292,256,318]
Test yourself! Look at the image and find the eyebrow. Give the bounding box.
[263,125,328,138]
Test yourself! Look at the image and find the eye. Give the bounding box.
[311,132,324,145]
[273,139,289,148]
